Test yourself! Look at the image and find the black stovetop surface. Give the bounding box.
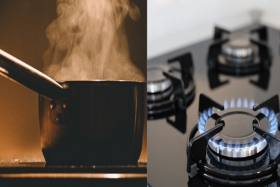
[147,25,280,187]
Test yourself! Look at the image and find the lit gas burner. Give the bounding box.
[207,26,271,90]
[198,98,277,158]
[187,94,280,185]
[147,52,195,120]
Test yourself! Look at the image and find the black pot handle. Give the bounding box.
[0,49,67,99]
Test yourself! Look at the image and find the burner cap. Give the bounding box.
[222,33,255,63]
[147,65,172,93]
[198,98,277,158]
[206,145,269,170]
[221,113,255,137]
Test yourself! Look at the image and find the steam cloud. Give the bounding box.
[43,0,145,82]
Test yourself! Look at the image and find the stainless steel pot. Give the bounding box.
[0,49,145,165]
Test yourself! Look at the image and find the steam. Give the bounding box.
[43,0,145,82]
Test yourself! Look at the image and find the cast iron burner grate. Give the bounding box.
[207,26,271,90]
[187,94,280,186]
[147,52,195,132]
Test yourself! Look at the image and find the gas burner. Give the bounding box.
[147,52,195,121]
[222,33,257,63]
[198,98,277,158]
[187,94,280,185]
[147,65,175,102]
[207,26,271,90]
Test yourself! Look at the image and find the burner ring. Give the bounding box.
[207,108,269,158]
[198,98,278,158]
[147,79,195,119]
[147,86,173,102]
[147,65,172,93]
[222,33,255,61]
[216,53,261,76]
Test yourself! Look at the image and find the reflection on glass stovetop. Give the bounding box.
[147,25,280,187]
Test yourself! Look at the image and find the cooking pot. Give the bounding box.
[0,49,145,165]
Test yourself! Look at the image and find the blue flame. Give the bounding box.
[266,108,278,135]
[203,111,208,121]
[243,98,248,108]
[208,108,212,117]
[242,143,248,150]
[262,107,269,117]
[249,99,255,109]
[198,97,279,153]
[237,98,242,107]
[230,98,235,108]
[213,141,219,148]
[234,143,240,152]
[224,100,228,109]
[227,142,233,151]
[268,110,275,121]
[198,107,212,134]
[219,140,225,151]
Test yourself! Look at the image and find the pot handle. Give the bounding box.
[0,49,67,99]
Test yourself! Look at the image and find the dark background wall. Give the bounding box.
[0,0,146,162]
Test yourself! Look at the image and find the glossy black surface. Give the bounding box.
[147,25,280,187]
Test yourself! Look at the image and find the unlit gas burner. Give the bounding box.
[187,94,280,186]
[147,65,173,102]
[208,26,271,90]
[147,52,195,132]
[222,33,256,63]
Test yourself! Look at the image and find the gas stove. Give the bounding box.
[147,25,280,187]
